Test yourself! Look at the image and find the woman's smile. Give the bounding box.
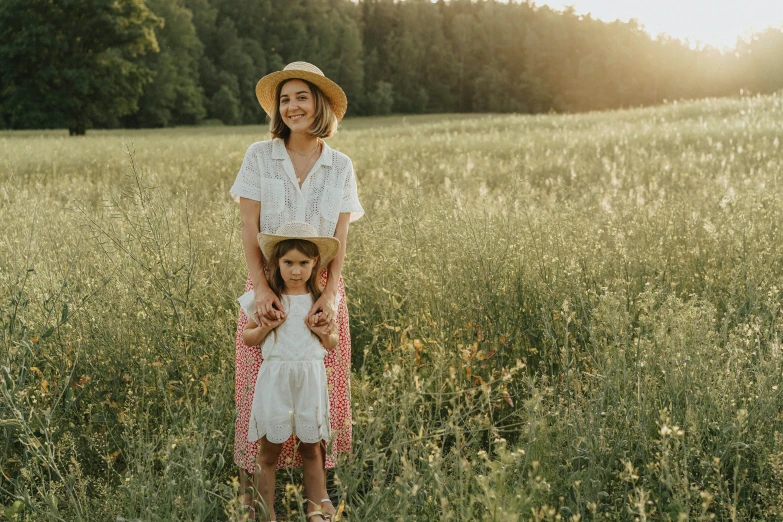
[286,112,310,126]
[279,79,316,131]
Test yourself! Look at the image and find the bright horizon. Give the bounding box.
[533,0,783,50]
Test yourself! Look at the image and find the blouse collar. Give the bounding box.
[271,137,333,193]
[271,137,333,168]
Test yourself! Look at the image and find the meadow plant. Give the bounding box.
[2,95,783,519]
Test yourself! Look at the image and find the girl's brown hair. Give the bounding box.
[269,79,338,139]
[267,239,323,302]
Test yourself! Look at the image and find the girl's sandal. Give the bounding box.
[237,493,257,521]
[237,505,254,522]
[319,498,338,521]
[306,509,328,522]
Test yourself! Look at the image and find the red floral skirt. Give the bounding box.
[233,271,352,471]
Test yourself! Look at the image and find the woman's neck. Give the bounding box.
[286,132,320,153]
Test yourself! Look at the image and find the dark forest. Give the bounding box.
[2,0,782,133]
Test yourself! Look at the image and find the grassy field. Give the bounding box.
[2,96,783,521]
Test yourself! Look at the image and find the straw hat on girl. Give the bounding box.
[257,221,340,271]
[255,61,348,121]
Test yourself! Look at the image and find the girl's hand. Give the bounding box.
[243,315,284,347]
[307,313,338,349]
[305,311,328,330]
[255,289,286,322]
[307,291,337,327]
[259,315,285,331]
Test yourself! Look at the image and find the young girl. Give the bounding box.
[238,222,341,522]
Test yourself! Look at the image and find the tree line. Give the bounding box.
[1,0,782,134]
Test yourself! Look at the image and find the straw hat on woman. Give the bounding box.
[228,61,364,521]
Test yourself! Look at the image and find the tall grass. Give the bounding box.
[2,95,783,520]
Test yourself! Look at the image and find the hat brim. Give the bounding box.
[256,70,348,121]
[258,232,340,271]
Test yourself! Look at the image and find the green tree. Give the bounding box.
[251,0,363,118]
[0,0,161,135]
[188,0,270,124]
[320,0,365,117]
[738,29,783,94]
[386,0,454,113]
[366,80,394,115]
[211,84,241,124]
[126,0,206,127]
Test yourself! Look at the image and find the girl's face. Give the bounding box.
[279,79,316,134]
[278,248,318,292]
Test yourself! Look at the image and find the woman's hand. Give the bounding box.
[255,289,286,322]
[307,290,337,327]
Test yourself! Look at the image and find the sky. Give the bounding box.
[534,0,783,50]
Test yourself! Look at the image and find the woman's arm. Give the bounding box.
[239,198,266,292]
[239,197,285,320]
[308,212,350,321]
[325,212,350,297]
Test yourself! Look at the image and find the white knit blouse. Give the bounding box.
[230,138,364,236]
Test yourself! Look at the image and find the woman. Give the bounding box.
[229,61,363,520]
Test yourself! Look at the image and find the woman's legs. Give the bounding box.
[257,437,283,521]
[298,441,328,520]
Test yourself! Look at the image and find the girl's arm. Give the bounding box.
[239,197,285,321]
[242,317,280,347]
[315,328,339,351]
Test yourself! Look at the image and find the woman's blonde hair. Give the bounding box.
[270,79,338,139]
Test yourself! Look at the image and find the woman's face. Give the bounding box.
[278,248,317,293]
[279,79,316,134]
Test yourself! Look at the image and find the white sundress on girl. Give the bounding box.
[242,292,333,444]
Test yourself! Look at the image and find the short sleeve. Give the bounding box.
[237,290,256,321]
[340,159,364,222]
[229,145,264,203]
